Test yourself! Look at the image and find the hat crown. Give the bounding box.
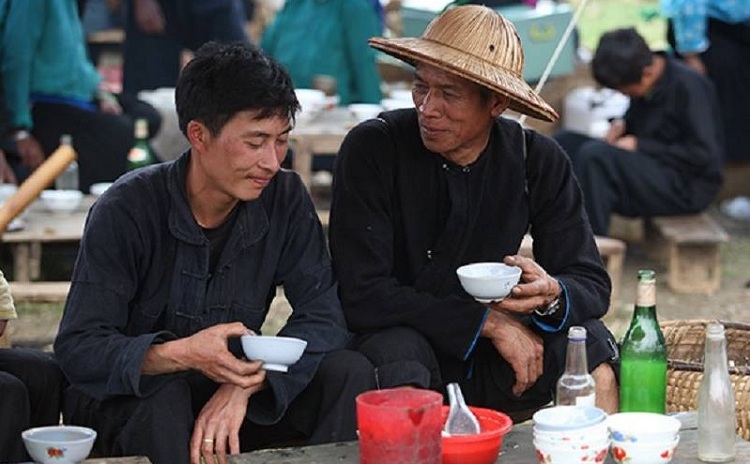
[422,5,525,78]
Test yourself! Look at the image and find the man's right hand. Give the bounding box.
[480,310,544,396]
[134,0,166,34]
[142,322,264,388]
[15,135,45,169]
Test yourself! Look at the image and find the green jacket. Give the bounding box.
[0,0,101,130]
[261,0,382,105]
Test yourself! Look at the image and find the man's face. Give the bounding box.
[412,63,506,165]
[190,110,291,202]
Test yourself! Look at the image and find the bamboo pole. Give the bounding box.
[0,141,78,234]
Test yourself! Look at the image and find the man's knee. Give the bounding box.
[354,327,440,389]
[317,350,376,391]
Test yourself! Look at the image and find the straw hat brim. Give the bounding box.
[370,36,559,122]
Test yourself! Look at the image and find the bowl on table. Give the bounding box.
[610,435,680,464]
[40,189,83,214]
[607,412,681,444]
[441,405,513,464]
[295,88,326,123]
[456,262,522,303]
[240,335,307,373]
[348,103,383,122]
[89,182,113,197]
[22,425,96,464]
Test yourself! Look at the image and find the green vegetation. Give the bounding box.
[570,0,668,52]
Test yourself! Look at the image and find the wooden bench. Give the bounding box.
[650,214,729,294]
[10,281,70,303]
[519,234,627,306]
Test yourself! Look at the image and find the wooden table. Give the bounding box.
[232,420,750,463]
[290,107,358,189]
[1,195,93,282]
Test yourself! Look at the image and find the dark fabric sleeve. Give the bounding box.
[54,194,178,401]
[526,132,612,324]
[329,121,488,361]
[626,72,722,174]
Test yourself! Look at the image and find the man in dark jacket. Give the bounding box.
[54,42,375,464]
[554,28,723,236]
[329,5,619,422]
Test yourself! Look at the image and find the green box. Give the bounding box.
[399,3,576,83]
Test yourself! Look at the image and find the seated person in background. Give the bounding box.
[0,270,65,463]
[553,27,723,236]
[0,0,161,193]
[261,0,382,105]
[54,41,376,464]
[329,5,620,422]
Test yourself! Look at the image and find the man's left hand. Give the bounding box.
[488,255,560,316]
[190,381,266,464]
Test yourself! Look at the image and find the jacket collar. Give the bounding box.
[165,151,269,248]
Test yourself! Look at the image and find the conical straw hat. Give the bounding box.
[369,5,558,122]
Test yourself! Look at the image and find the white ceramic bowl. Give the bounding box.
[22,425,96,464]
[456,262,522,303]
[40,190,83,214]
[608,412,681,444]
[533,420,609,445]
[533,405,607,432]
[295,88,326,123]
[611,435,680,464]
[240,335,307,373]
[534,437,609,464]
[89,182,113,197]
[348,103,383,122]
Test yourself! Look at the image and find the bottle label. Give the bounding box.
[575,394,596,407]
[128,147,149,163]
[635,279,656,306]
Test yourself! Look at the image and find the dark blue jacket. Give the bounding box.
[55,152,350,424]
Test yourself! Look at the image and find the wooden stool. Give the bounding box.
[650,214,729,294]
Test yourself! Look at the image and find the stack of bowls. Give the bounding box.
[532,405,610,463]
[607,412,681,464]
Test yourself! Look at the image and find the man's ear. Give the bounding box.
[490,93,511,118]
[186,120,209,148]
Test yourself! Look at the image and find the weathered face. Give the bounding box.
[188,110,291,203]
[412,63,507,166]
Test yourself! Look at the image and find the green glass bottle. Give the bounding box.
[619,269,668,413]
[127,119,155,171]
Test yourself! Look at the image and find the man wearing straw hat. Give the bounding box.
[329,5,620,418]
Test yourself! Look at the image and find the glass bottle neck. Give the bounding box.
[565,339,588,374]
[705,335,728,372]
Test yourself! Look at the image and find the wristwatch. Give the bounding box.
[535,294,562,317]
[12,129,30,142]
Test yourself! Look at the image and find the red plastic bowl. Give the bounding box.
[441,405,514,464]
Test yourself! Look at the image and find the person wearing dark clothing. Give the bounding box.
[0,271,65,464]
[0,0,162,192]
[553,27,723,236]
[54,42,375,464]
[329,5,620,421]
[123,0,249,94]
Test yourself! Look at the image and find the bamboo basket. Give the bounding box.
[660,319,750,440]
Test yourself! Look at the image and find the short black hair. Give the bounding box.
[175,41,300,136]
[591,27,653,89]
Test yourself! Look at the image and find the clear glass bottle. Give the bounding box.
[127,119,155,171]
[556,326,596,407]
[619,269,667,413]
[55,134,79,191]
[698,322,736,462]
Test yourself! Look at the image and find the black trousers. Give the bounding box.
[354,320,619,421]
[62,350,375,464]
[553,131,717,235]
[16,93,162,193]
[0,348,65,463]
